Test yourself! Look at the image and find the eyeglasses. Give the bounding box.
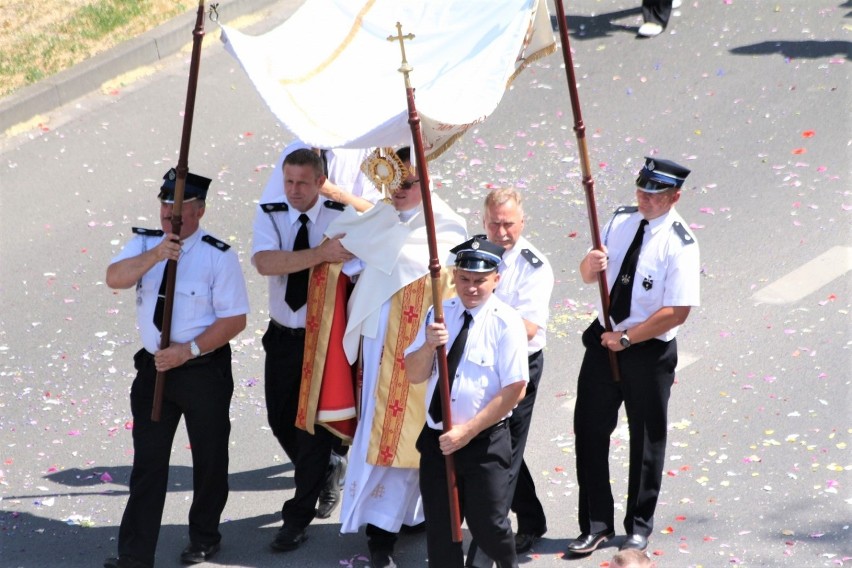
[399,179,420,190]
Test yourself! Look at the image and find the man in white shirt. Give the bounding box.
[406,239,529,568]
[104,170,249,568]
[251,148,353,552]
[568,157,700,557]
[466,188,554,567]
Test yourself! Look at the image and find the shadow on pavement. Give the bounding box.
[550,7,644,41]
[730,40,851,60]
[4,463,293,503]
[0,509,339,568]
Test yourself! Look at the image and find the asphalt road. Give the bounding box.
[0,1,849,567]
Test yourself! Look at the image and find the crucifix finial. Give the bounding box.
[387,22,415,86]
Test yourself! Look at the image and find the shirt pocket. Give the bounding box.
[138,273,159,309]
[634,266,661,314]
[466,346,495,367]
[173,279,211,321]
[466,347,495,389]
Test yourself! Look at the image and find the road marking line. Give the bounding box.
[557,350,700,407]
[752,246,851,304]
[677,351,700,372]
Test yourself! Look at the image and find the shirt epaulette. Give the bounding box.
[324,200,346,211]
[672,221,696,245]
[614,205,639,215]
[520,248,544,269]
[132,227,165,237]
[202,235,231,251]
[261,202,289,213]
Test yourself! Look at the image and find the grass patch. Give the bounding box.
[0,0,190,98]
[74,2,148,40]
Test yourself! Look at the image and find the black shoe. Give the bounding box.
[620,534,649,552]
[316,452,347,519]
[399,521,426,534]
[104,556,151,568]
[515,527,547,553]
[335,452,347,487]
[315,485,340,519]
[271,525,308,552]
[370,548,398,568]
[179,542,220,564]
[565,530,615,555]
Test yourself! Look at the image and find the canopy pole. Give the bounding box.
[387,22,464,543]
[554,2,620,381]
[153,0,209,420]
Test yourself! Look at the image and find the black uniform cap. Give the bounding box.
[158,168,213,202]
[452,237,505,272]
[635,157,690,192]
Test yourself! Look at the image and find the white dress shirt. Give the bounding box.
[600,206,700,341]
[406,294,529,430]
[111,228,249,355]
[251,196,345,328]
[495,235,554,354]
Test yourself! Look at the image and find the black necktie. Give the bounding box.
[609,219,649,324]
[285,214,310,311]
[153,264,168,331]
[429,310,473,423]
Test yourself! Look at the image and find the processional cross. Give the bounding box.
[385,19,464,544]
[387,22,415,87]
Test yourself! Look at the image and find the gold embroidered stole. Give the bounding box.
[297,260,357,442]
[367,269,455,467]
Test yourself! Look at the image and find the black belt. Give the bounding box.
[430,419,507,440]
[141,345,226,368]
[476,419,508,439]
[590,320,663,349]
[270,318,306,337]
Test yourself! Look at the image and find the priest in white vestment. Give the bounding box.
[330,148,466,567]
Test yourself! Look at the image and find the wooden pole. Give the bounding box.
[387,22,463,543]
[152,0,207,420]
[553,1,620,381]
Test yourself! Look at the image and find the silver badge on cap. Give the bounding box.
[647,160,656,171]
[471,241,480,250]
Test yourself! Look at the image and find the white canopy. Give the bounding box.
[221,0,555,159]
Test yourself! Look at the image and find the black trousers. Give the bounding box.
[117,346,233,566]
[642,0,673,27]
[574,321,677,537]
[418,423,518,568]
[509,351,546,528]
[262,321,338,530]
[366,523,398,553]
[466,351,546,567]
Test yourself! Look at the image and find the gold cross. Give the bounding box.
[387,22,415,84]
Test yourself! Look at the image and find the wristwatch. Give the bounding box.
[189,340,201,358]
[619,331,631,349]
